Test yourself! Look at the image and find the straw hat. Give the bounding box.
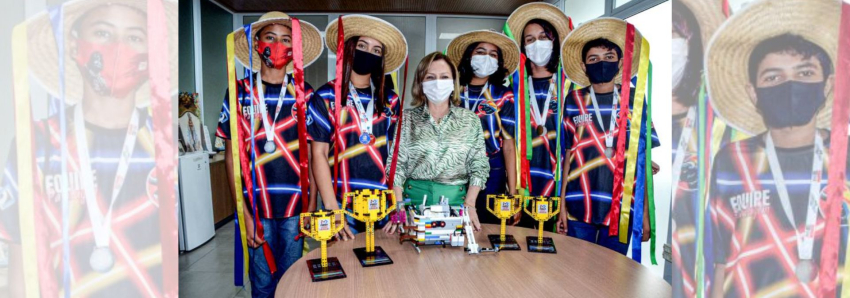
[678,0,725,50]
[706,0,839,135]
[561,18,643,87]
[325,15,408,74]
[233,12,323,73]
[506,2,572,45]
[26,0,177,106]
[446,30,520,75]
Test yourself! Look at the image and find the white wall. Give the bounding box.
[626,0,672,278]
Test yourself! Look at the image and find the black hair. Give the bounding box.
[672,2,703,106]
[458,42,509,86]
[581,38,623,63]
[748,34,833,86]
[520,19,560,74]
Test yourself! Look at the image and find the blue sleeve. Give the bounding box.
[216,88,234,140]
[307,87,333,144]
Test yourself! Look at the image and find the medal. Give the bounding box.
[605,147,614,158]
[589,86,619,158]
[536,125,546,136]
[359,132,372,145]
[527,77,554,140]
[264,141,276,153]
[349,82,376,147]
[89,246,115,273]
[796,259,816,283]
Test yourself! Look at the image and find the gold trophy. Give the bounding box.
[486,194,523,250]
[342,189,396,267]
[523,196,561,253]
[300,209,347,282]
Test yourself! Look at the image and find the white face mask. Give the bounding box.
[470,54,499,78]
[525,40,553,66]
[672,38,689,88]
[422,79,454,104]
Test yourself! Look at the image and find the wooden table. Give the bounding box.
[276,224,671,297]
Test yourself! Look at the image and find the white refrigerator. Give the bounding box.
[178,152,216,251]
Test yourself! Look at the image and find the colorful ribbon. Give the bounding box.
[332,16,344,195]
[821,2,850,297]
[607,23,635,236]
[645,62,657,265]
[617,36,649,244]
[291,18,310,212]
[694,77,708,298]
[226,32,249,286]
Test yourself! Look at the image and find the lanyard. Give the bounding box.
[671,107,696,193]
[256,71,287,152]
[463,82,489,111]
[349,82,375,135]
[526,77,553,130]
[75,103,140,248]
[765,132,824,261]
[589,86,619,149]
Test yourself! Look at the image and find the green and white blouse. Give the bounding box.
[387,105,490,189]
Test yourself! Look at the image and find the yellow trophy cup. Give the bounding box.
[523,196,561,253]
[342,189,396,267]
[486,194,523,250]
[300,209,347,282]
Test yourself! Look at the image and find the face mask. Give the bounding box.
[470,54,499,78]
[524,40,553,66]
[672,38,688,88]
[585,61,620,84]
[257,41,292,69]
[755,80,826,129]
[74,39,148,98]
[352,50,382,75]
[422,79,454,103]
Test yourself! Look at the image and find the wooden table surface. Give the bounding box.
[276,224,671,298]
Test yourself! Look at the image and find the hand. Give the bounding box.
[509,211,522,226]
[244,216,266,248]
[642,215,651,242]
[556,210,568,234]
[467,209,482,232]
[383,222,401,234]
[336,226,355,241]
[651,161,660,175]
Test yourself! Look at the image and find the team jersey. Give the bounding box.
[0,108,163,297]
[216,75,316,219]
[562,85,660,225]
[709,132,849,297]
[307,81,400,202]
[457,83,515,157]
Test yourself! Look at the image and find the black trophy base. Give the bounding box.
[306,257,346,282]
[353,246,394,267]
[526,236,557,254]
[488,234,521,251]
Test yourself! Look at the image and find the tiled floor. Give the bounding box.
[179,220,251,298]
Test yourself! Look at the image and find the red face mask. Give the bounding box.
[73,39,148,98]
[257,41,293,69]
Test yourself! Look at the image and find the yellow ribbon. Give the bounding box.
[840,190,850,298]
[226,32,249,278]
[618,37,650,243]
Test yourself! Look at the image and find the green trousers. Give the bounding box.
[402,180,467,207]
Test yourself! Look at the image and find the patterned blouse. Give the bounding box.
[387,105,490,189]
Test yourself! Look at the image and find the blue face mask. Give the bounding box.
[584,61,620,84]
[754,80,826,129]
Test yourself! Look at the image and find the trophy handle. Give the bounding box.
[384,190,397,217]
[550,197,562,220]
[299,213,311,236]
[485,195,496,215]
[522,197,534,217]
[331,210,347,234]
[510,195,522,216]
[342,191,355,211]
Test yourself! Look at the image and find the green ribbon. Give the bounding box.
[695,79,707,298]
[646,62,657,265]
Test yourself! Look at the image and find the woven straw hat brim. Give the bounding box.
[446,30,520,75]
[27,0,178,106]
[506,2,572,46]
[325,15,409,74]
[233,14,324,73]
[706,0,839,135]
[562,18,642,87]
[679,0,725,50]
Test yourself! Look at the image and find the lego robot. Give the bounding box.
[398,196,497,254]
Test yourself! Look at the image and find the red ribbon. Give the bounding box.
[607,23,635,236]
[147,0,177,295]
[819,3,850,297]
[518,53,529,190]
[387,57,409,190]
[332,16,345,196]
[292,18,310,213]
[568,17,574,30]
[722,0,731,18]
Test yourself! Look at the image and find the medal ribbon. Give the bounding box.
[463,82,488,111]
[821,2,850,296]
[348,82,375,140]
[526,76,553,134]
[645,62,657,264]
[588,86,619,152]
[618,37,649,244]
[332,16,344,195]
[607,23,635,236]
[256,71,287,149]
[292,18,310,213]
[226,32,249,286]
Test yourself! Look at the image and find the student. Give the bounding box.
[505,2,572,228]
[445,30,519,224]
[705,0,847,296]
[558,18,660,255]
[0,1,177,296]
[384,52,489,232]
[217,12,324,297]
[308,15,408,241]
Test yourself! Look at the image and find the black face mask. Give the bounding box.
[352,50,382,75]
[755,80,826,129]
[585,61,620,84]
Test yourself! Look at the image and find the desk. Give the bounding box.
[276,224,671,297]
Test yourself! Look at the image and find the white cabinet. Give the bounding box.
[178,152,215,251]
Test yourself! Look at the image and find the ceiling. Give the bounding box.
[212,0,559,16]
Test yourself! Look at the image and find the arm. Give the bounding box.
[384,110,409,234]
[711,265,725,298]
[502,140,517,195]
[311,142,354,240]
[225,142,263,248]
[466,118,490,231]
[308,143,317,212]
[557,154,571,234]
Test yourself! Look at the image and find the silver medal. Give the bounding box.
[264,141,276,153]
[90,246,115,273]
[605,147,614,158]
[796,259,815,283]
